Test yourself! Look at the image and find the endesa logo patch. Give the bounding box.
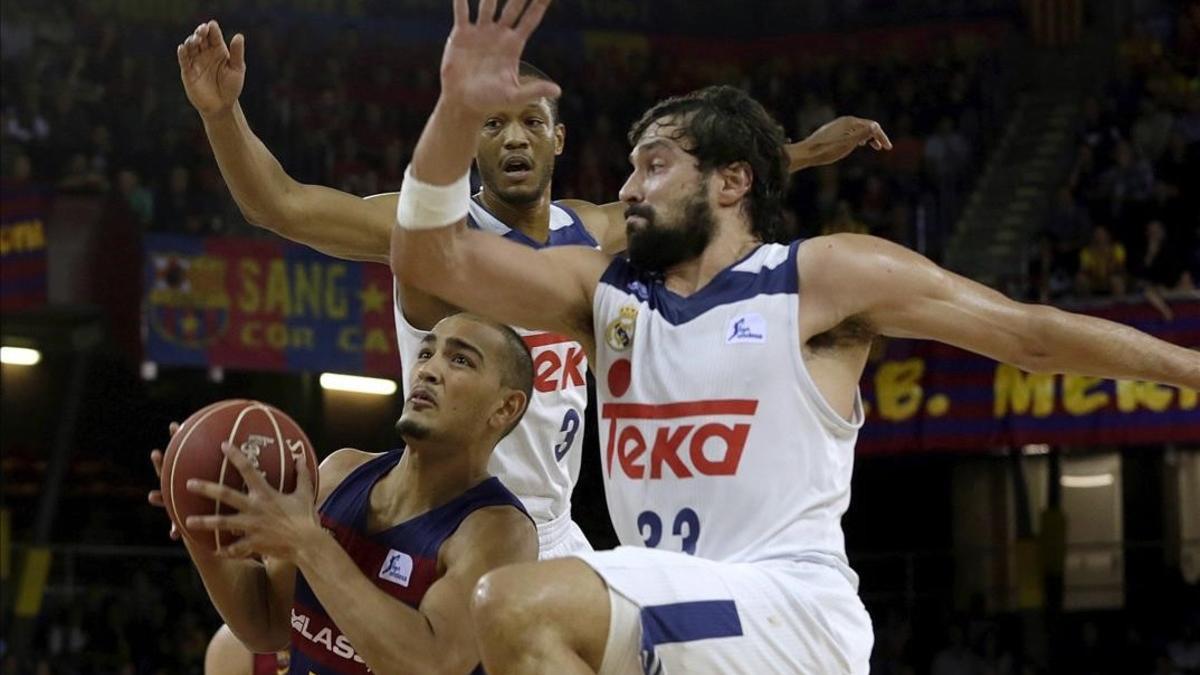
[726,313,766,344]
[602,400,758,480]
[379,549,414,587]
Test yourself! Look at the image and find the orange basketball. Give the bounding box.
[160,399,319,553]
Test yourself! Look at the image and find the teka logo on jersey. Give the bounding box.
[524,332,586,393]
[602,400,759,479]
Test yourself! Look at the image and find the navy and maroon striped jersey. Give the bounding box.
[289,450,529,674]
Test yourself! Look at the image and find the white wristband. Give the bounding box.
[395,164,471,230]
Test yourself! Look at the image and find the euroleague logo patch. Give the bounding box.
[379,549,414,587]
[606,306,638,351]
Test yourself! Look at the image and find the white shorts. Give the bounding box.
[573,547,873,675]
[537,510,593,560]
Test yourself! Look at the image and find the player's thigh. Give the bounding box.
[473,558,610,665]
[576,548,873,675]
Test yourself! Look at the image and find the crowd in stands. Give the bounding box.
[1,3,1013,262]
[1030,5,1200,315]
[3,3,1198,675]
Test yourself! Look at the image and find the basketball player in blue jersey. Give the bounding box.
[151,313,539,674]
[390,2,1200,673]
[176,19,891,560]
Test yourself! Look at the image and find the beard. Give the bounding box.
[395,415,431,441]
[625,187,716,273]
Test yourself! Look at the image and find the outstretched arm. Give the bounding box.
[178,21,393,263]
[391,0,608,343]
[798,234,1200,388]
[563,116,893,254]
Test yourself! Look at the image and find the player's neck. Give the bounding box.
[663,218,760,298]
[382,444,490,522]
[478,187,552,244]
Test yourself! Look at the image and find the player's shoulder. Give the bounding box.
[796,233,898,275]
[445,504,538,566]
[316,448,382,506]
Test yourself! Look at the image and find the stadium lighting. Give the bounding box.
[319,373,397,396]
[1060,474,1114,489]
[0,346,41,366]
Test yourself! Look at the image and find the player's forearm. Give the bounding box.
[294,528,455,674]
[410,97,483,186]
[390,97,483,291]
[1026,305,1200,389]
[185,542,290,651]
[199,103,302,228]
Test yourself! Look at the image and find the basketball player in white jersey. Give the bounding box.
[390,2,1200,672]
[176,20,890,559]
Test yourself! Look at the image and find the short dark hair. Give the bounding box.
[628,85,789,243]
[460,314,533,437]
[518,61,560,125]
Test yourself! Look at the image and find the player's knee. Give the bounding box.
[471,564,538,637]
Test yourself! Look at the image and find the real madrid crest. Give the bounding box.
[605,306,638,352]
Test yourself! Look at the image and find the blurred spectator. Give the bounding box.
[1167,624,1200,673]
[931,625,982,675]
[1132,99,1175,163]
[1028,232,1074,303]
[1077,225,1128,297]
[1094,141,1155,235]
[57,153,108,195]
[116,168,154,226]
[1046,187,1092,256]
[824,200,870,235]
[155,166,209,235]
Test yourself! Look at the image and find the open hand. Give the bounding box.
[147,422,182,541]
[440,0,560,115]
[177,20,246,117]
[184,442,320,561]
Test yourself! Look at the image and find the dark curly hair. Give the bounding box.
[628,85,789,243]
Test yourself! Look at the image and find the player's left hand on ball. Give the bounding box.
[147,422,182,541]
[184,441,320,561]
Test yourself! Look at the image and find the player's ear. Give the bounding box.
[716,161,752,207]
[490,388,528,435]
[554,122,565,156]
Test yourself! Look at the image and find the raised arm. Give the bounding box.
[798,234,1200,388]
[562,116,893,255]
[178,21,393,263]
[391,0,607,343]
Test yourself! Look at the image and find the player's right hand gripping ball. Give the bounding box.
[160,399,318,552]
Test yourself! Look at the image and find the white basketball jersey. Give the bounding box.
[394,199,595,527]
[592,241,864,573]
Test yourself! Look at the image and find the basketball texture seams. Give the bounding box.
[161,399,318,553]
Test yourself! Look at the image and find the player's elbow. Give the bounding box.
[1009,304,1062,374]
[390,227,464,295]
[229,622,290,655]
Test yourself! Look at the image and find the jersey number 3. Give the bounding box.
[554,409,580,461]
[638,508,700,554]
